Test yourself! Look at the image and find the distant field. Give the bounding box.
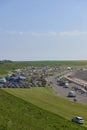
[1,60,87,75]
[14,60,87,67]
[3,86,87,127]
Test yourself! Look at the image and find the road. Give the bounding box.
[46,71,87,104]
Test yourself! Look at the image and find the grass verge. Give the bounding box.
[3,86,87,127]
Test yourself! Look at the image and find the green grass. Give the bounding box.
[0,89,86,130]
[3,86,87,127]
[14,60,87,67]
[1,60,87,129]
[1,60,87,75]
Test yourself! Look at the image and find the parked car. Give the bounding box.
[72,116,84,124]
[58,81,65,86]
[68,91,76,97]
[63,82,69,88]
[0,78,6,83]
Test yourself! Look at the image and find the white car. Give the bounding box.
[68,91,76,97]
[0,78,6,83]
[72,116,84,124]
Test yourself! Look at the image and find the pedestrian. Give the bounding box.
[73,98,77,102]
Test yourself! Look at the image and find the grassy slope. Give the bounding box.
[0,89,86,130]
[3,87,87,127]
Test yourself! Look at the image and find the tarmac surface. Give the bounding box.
[46,74,87,104]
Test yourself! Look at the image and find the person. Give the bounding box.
[73,98,77,102]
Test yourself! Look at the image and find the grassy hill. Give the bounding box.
[0,89,86,130]
[3,86,87,128]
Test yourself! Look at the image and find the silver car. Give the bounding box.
[72,116,84,124]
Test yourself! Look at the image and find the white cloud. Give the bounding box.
[1,29,87,37]
[18,32,24,35]
[24,30,87,37]
[48,30,87,37]
[59,30,87,36]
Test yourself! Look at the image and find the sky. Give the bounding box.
[0,0,87,61]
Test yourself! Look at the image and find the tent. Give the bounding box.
[19,76,26,80]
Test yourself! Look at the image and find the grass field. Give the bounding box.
[3,86,87,127]
[1,60,87,75]
[14,60,87,68]
[0,88,87,130]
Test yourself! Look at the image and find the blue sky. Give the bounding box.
[0,0,87,61]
